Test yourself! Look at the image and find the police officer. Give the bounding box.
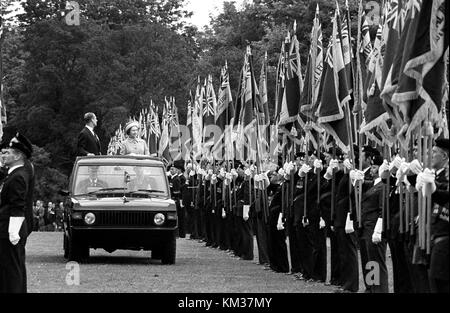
[0,133,34,293]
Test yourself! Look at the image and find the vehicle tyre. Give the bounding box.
[68,233,89,262]
[161,233,176,265]
[151,248,162,260]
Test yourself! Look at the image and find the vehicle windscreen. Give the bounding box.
[73,164,169,197]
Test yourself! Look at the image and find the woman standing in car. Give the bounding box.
[119,120,150,156]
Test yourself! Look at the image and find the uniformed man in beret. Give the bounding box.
[0,133,35,293]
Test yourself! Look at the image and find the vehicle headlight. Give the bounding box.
[154,213,165,226]
[84,212,96,225]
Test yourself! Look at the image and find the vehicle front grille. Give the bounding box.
[95,211,156,226]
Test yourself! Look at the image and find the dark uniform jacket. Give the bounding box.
[360,180,384,238]
[77,126,101,156]
[235,178,253,217]
[431,168,449,240]
[170,174,182,201]
[0,166,31,239]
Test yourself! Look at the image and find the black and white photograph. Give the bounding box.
[0,0,448,301]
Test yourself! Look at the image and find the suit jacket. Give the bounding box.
[77,126,101,156]
[0,166,31,239]
[431,168,449,239]
[360,181,384,237]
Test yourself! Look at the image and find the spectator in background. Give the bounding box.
[46,202,56,231]
[35,200,46,231]
[56,202,64,231]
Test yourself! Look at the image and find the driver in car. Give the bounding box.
[76,166,108,194]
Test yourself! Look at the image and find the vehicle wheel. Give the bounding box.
[151,248,162,260]
[68,234,89,262]
[161,234,176,265]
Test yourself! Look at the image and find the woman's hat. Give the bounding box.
[125,120,139,134]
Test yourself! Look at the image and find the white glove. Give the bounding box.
[230,169,238,179]
[389,155,403,172]
[302,216,309,227]
[416,169,436,196]
[329,159,339,170]
[277,213,284,230]
[345,213,354,234]
[211,174,217,184]
[372,218,383,244]
[245,168,252,177]
[222,208,226,219]
[343,158,353,171]
[243,205,250,221]
[409,159,423,174]
[324,166,333,180]
[257,173,270,190]
[189,170,196,177]
[298,164,312,177]
[8,217,25,246]
[378,160,390,179]
[313,159,323,173]
[180,200,184,208]
[278,168,286,176]
[350,169,365,186]
[319,217,326,229]
[218,168,226,178]
[396,162,410,186]
[208,169,214,176]
[284,162,294,174]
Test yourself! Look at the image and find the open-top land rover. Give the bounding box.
[61,155,177,264]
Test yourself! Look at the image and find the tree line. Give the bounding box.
[0,0,372,201]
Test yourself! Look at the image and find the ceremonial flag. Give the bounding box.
[203,75,217,158]
[148,101,160,155]
[167,97,182,160]
[235,46,259,162]
[301,4,323,117]
[185,91,193,159]
[379,0,404,124]
[212,62,234,161]
[192,77,203,160]
[159,102,171,163]
[396,0,447,139]
[340,0,353,96]
[360,22,390,139]
[278,25,304,132]
[257,52,271,158]
[316,10,351,153]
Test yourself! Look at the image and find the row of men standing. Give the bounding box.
[167,139,448,293]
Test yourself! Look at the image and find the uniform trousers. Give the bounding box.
[0,239,27,293]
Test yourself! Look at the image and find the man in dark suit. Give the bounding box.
[77,112,101,156]
[0,133,34,293]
